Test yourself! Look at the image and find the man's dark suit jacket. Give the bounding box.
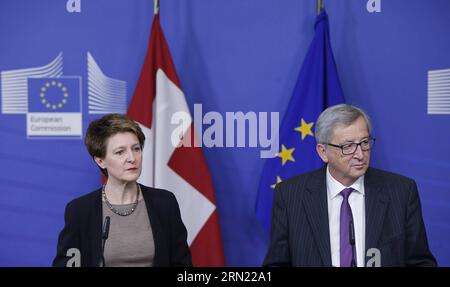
[263,167,437,267]
[53,184,192,267]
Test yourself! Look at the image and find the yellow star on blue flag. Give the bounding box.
[276,144,295,166]
[295,118,314,140]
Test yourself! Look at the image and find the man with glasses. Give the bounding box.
[263,104,436,267]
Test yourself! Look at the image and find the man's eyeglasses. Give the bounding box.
[325,137,376,155]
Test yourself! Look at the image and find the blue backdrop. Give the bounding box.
[0,0,449,266]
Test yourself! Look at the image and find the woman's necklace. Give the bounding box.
[102,184,141,216]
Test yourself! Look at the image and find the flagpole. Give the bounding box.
[317,0,323,15]
[154,0,159,15]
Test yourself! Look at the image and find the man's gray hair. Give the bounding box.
[315,104,372,144]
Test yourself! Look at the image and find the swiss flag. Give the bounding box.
[127,14,225,266]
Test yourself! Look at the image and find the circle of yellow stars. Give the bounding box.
[271,118,314,189]
[40,81,69,110]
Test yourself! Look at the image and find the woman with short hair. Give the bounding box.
[53,113,191,267]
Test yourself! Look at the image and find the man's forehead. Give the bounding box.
[330,120,369,142]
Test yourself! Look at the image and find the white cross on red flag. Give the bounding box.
[127,14,225,266]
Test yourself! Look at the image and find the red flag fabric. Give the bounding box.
[127,15,225,266]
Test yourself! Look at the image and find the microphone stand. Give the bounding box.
[349,220,357,267]
[99,216,110,267]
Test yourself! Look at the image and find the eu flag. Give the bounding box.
[256,9,345,234]
[28,77,81,113]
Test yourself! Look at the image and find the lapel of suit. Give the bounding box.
[302,168,332,266]
[364,168,389,251]
[141,185,166,267]
[90,189,103,267]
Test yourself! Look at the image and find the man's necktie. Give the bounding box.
[340,187,356,267]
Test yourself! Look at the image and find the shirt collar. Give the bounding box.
[326,165,365,199]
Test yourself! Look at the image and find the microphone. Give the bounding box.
[349,220,357,267]
[99,216,110,267]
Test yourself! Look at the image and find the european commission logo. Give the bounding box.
[1,52,127,139]
[27,77,82,138]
